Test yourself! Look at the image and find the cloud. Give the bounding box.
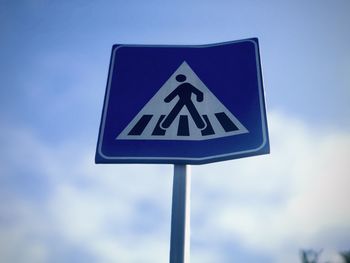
[1,110,350,262]
[192,111,350,262]
[0,123,172,263]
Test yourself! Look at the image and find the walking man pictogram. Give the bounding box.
[161,74,206,129]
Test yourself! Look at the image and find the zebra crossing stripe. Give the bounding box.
[152,115,166,136]
[178,115,190,136]
[201,115,215,136]
[215,112,239,132]
[128,114,153,135]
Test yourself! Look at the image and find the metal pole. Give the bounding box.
[169,164,191,263]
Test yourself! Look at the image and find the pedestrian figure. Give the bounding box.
[161,74,206,129]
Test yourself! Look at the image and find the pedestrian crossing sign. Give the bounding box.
[96,38,269,164]
[117,61,248,141]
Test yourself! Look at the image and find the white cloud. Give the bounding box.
[192,111,350,262]
[1,110,349,262]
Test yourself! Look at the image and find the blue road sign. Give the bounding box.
[96,38,269,164]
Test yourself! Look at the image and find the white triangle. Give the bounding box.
[117,61,248,141]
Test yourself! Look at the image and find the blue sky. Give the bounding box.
[1,1,350,262]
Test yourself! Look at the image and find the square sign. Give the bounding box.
[96,38,269,164]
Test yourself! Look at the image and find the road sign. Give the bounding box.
[96,38,269,164]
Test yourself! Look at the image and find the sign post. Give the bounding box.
[170,165,191,263]
[96,38,269,262]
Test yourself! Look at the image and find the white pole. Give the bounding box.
[169,164,191,263]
